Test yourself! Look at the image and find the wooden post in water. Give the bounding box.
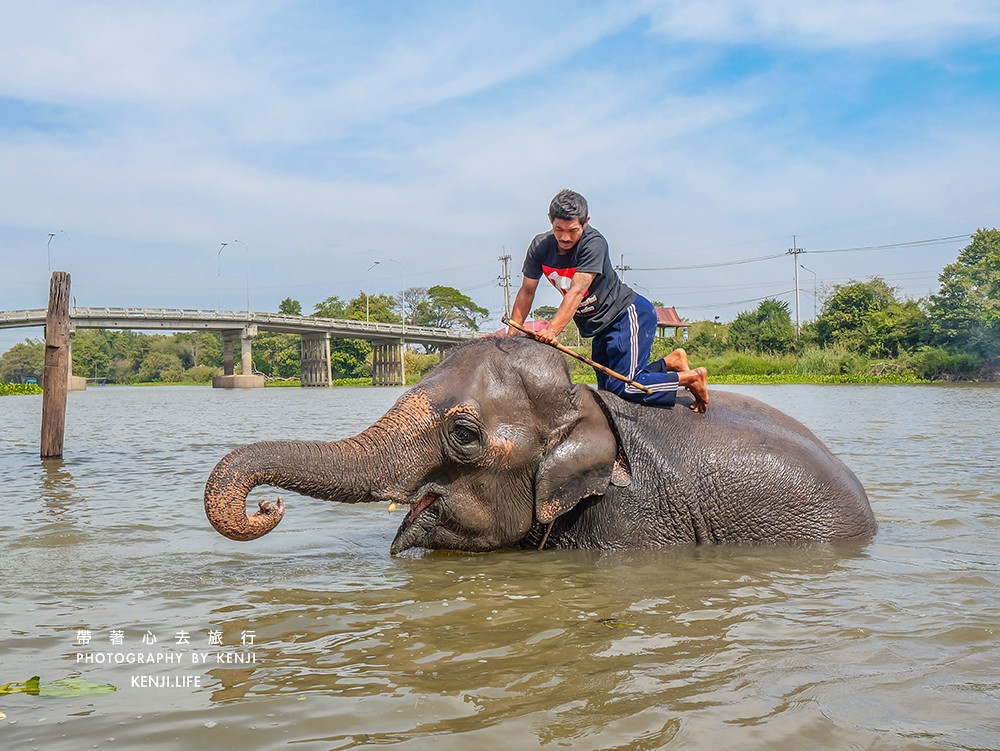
[40,271,71,459]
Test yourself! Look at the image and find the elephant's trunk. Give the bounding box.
[204,435,389,541]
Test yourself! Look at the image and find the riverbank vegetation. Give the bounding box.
[0,383,42,396]
[2,230,997,387]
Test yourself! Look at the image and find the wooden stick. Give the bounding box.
[502,316,653,395]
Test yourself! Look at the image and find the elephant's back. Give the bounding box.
[619,389,838,453]
[597,388,876,542]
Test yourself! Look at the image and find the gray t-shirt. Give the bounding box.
[522,224,636,338]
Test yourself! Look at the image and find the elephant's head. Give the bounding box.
[204,337,624,554]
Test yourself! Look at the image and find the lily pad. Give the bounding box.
[0,676,116,697]
[596,617,636,629]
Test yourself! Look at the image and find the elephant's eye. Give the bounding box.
[451,424,479,446]
[445,415,485,463]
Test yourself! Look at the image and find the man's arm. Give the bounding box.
[507,277,540,334]
[535,271,596,345]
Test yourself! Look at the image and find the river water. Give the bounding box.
[1,383,998,750]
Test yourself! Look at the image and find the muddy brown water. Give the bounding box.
[1,383,998,750]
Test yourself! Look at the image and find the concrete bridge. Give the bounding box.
[0,307,479,388]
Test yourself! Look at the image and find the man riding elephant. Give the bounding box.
[508,189,709,412]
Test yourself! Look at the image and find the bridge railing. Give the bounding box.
[0,307,481,343]
[0,309,46,325]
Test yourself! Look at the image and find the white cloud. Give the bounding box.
[1,0,997,353]
[642,0,1000,49]
[0,3,254,105]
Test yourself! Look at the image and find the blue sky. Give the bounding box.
[2,0,999,351]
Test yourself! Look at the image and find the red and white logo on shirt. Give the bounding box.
[542,265,576,294]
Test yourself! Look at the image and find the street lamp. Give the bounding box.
[234,239,250,315]
[216,242,228,310]
[46,229,67,273]
[800,264,818,319]
[714,315,720,338]
[386,258,405,334]
[366,261,380,323]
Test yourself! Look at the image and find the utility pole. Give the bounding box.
[787,235,805,338]
[615,253,631,282]
[498,251,512,317]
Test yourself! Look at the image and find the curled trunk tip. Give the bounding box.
[204,450,287,541]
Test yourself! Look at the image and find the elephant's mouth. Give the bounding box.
[390,490,441,555]
[405,491,439,525]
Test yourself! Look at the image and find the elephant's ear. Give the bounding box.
[535,385,619,524]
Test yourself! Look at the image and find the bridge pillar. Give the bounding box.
[66,327,87,391]
[372,340,406,386]
[301,333,332,387]
[213,327,265,389]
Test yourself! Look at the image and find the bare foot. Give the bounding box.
[663,348,690,372]
[677,367,709,413]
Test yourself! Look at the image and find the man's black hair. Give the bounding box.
[548,189,588,223]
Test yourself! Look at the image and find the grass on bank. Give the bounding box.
[7,342,991,392]
[560,341,997,386]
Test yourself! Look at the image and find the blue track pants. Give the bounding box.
[590,295,679,408]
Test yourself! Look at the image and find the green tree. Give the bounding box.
[71,330,112,379]
[423,286,488,330]
[253,331,300,377]
[0,339,44,383]
[404,286,487,330]
[313,296,348,319]
[927,228,1000,358]
[279,297,303,316]
[330,339,372,378]
[197,332,223,368]
[532,305,558,320]
[137,351,185,382]
[311,293,397,377]
[347,292,401,323]
[105,330,141,369]
[815,278,924,357]
[314,293,401,324]
[727,299,795,354]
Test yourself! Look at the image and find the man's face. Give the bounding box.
[551,217,588,252]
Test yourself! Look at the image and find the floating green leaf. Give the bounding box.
[0,676,116,697]
[597,617,636,629]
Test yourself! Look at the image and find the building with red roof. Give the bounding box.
[491,319,549,336]
[654,306,688,340]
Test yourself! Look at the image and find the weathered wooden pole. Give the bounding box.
[40,271,71,459]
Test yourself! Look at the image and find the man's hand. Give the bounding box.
[534,326,560,345]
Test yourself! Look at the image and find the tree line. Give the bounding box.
[2,230,997,385]
[647,228,999,381]
[0,285,489,385]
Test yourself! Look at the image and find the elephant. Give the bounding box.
[204,337,876,554]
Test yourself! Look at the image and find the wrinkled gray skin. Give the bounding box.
[204,337,876,554]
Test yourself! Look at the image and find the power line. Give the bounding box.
[806,235,969,255]
[680,290,797,311]
[631,233,970,272]
[645,280,796,295]
[633,252,786,271]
